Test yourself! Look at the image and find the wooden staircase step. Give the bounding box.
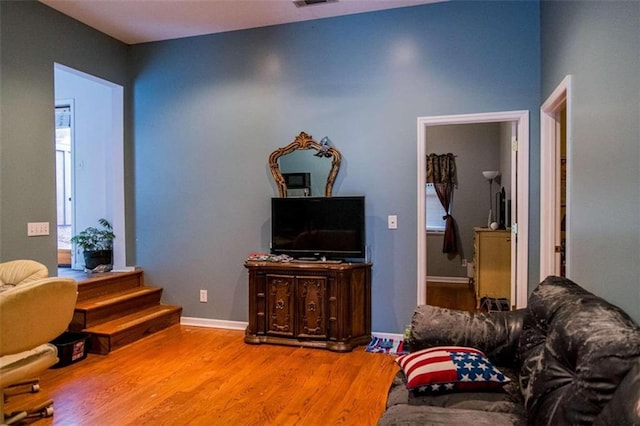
[84,305,182,355]
[59,268,183,355]
[75,270,144,302]
[70,286,164,331]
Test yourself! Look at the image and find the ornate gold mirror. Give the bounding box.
[269,131,342,197]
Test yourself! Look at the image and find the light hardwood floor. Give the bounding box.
[5,326,399,426]
[426,280,476,312]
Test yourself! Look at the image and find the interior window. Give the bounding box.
[426,183,446,232]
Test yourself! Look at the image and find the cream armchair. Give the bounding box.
[0,260,78,424]
[0,260,48,289]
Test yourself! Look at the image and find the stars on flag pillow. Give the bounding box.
[395,346,511,393]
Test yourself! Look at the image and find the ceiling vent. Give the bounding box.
[293,0,338,7]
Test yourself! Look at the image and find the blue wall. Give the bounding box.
[541,1,640,323]
[131,1,541,332]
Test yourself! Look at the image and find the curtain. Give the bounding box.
[426,153,458,254]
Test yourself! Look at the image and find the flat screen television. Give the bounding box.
[271,196,365,260]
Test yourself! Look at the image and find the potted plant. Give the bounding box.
[70,218,115,272]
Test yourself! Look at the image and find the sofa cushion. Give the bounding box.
[0,260,48,287]
[396,346,511,393]
[386,369,525,415]
[377,404,525,426]
[518,276,640,425]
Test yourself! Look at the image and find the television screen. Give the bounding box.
[271,196,365,260]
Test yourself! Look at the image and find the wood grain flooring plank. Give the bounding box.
[4,326,398,426]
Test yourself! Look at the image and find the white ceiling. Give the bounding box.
[40,0,440,45]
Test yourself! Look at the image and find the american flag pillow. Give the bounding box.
[395,346,510,393]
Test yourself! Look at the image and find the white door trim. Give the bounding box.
[417,110,529,309]
[540,75,572,280]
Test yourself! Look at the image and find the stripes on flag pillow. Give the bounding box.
[395,346,511,393]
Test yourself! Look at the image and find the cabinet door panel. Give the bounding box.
[266,274,294,336]
[297,276,327,339]
[475,230,511,306]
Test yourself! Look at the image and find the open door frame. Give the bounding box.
[54,63,127,271]
[540,75,572,279]
[417,111,529,308]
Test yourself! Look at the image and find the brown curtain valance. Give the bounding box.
[426,153,457,185]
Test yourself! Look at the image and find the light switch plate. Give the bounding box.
[27,222,50,236]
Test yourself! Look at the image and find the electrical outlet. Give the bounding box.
[199,289,208,303]
[466,262,475,278]
[27,222,50,236]
[388,215,398,229]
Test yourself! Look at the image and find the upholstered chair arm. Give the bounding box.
[593,358,640,425]
[0,259,48,287]
[0,277,77,355]
[410,304,526,368]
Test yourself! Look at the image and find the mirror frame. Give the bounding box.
[269,131,342,197]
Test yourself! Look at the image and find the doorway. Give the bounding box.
[417,111,529,309]
[54,63,127,271]
[540,75,572,279]
[55,101,74,267]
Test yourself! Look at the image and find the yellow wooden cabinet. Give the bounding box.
[473,228,511,308]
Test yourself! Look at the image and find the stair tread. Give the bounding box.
[70,270,143,286]
[84,305,182,336]
[73,270,145,302]
[75,286,162,311]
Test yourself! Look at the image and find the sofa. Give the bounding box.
[378,276,640,425]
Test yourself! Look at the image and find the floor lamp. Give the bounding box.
[482,170,500,228]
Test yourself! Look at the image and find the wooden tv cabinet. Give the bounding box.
[244,261,372,352]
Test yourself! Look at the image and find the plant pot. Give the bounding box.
[83,250,113,272]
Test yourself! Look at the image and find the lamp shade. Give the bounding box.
[482,170,500,180]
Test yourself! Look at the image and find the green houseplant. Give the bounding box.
[70,218,115,272]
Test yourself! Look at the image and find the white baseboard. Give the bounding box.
[181,317,403,339]
[111,266,138,272]
[426,275,469,284]
[180,317,248,330]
